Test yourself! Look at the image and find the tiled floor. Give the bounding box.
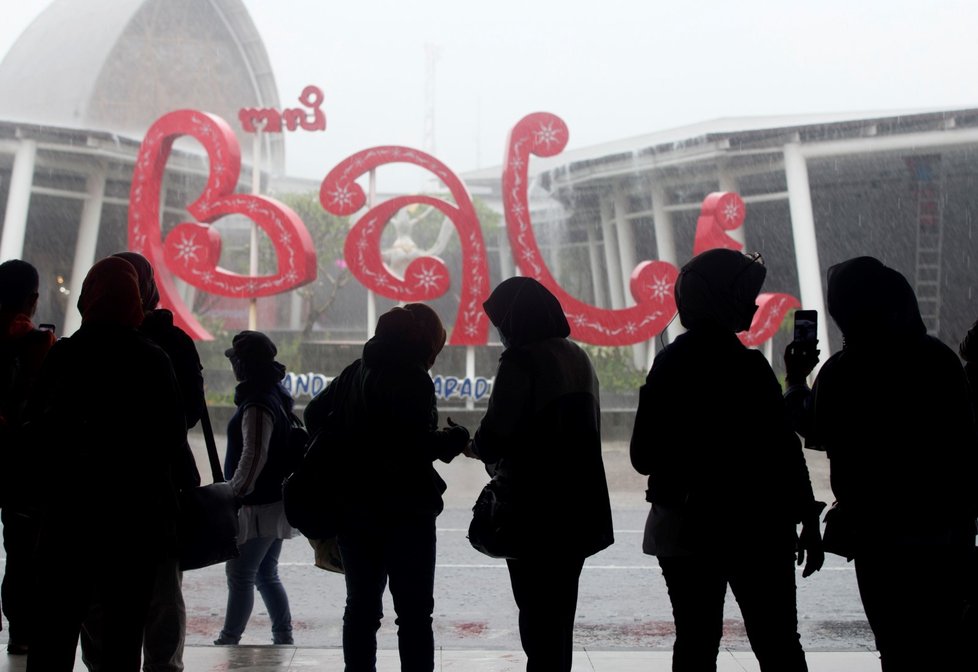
[0,646,883,671]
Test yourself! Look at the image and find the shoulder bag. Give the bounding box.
[178,404,240,571]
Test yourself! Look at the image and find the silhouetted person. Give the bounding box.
[303,303,469,672]
[24,257,191,671]
[214,331,296,645]
[631,249,823,672]
[467,277,613,672]
[0,259,55,655]
[784,256,978,672]
[80,251,203,672]
[958,317,978,628]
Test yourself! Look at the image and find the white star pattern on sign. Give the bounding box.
[625,322,637,334]
[722,200,741,224]
[650,276,672,302]
[571,314,588,326]
[509,156,525,172]
[534,122,561,149]
[284,270,298,283]
[415,265,443,292]
[521,249,536,261]
[280,232,292,245]
[174,234,203,265]
[464,323,479,336]
[200,271,214,284]
[328,185,356,209]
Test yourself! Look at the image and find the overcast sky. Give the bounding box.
[2,0,977,192]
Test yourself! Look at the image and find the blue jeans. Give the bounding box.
[338,515,437,672]
[218,537,293,644]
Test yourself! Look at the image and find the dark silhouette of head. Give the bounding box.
[674,248,766,333]
[0,259,40,318]
[225,330,286,384]
[77,257,144,328]
[826,256,925,347]
[111,251,160,312]
[374,303,447,369]
[483,277,570,348]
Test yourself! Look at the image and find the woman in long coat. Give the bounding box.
[468,277,614,672]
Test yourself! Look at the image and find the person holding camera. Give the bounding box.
[630,248,823,672]
[783,256,978,672]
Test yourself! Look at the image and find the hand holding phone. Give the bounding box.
[792,310,817,346]
[785,310,820,384]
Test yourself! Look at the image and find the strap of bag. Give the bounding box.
[199,402,225,484]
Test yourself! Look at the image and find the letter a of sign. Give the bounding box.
[321,147,490,345]
[502,112,679,345]
[128,110,318,340]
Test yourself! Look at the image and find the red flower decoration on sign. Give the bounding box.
[128,110,317,340]
[692,191,800,345]
[320,147,490,345]
[503,113,679,345]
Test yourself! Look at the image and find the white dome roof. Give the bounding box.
[0,0,284,169]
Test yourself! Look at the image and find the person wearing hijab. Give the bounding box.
[630,248,823,672]
[24,257,190,671]
[302,303,470,672]
[467,277,613,672]
[784,256,978,671]
[214,330,297,646]
[79,251,203,672]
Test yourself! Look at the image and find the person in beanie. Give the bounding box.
[631,249,823,672]
[214,331,296,646]
[303,303,470,672]
[25,257,189,671]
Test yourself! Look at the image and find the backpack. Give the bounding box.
[285,411,311,476]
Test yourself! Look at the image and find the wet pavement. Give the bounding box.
[1,437,878,662]
[0,646,885,671]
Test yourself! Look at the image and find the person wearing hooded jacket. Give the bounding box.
[214,330,297,646]
[784,256,978,672]
[24,257,191,671]
[467,276,614,672]
[302,303,470,672]
[79,251,203,672]
[630,249,823,672]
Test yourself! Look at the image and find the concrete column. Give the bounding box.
[651,185,684,344]
[0,139,38,262]
[613,185,646,368]
[717,171,746,247]
[784,143,830,360]
[290,290,303,330]
[63,168,107,336]
[498,228,515,280]
[585,221,607,308]
[613,186,638,307]
[599,195,624,309]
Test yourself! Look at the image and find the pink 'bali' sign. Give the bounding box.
[128,107,797,346]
